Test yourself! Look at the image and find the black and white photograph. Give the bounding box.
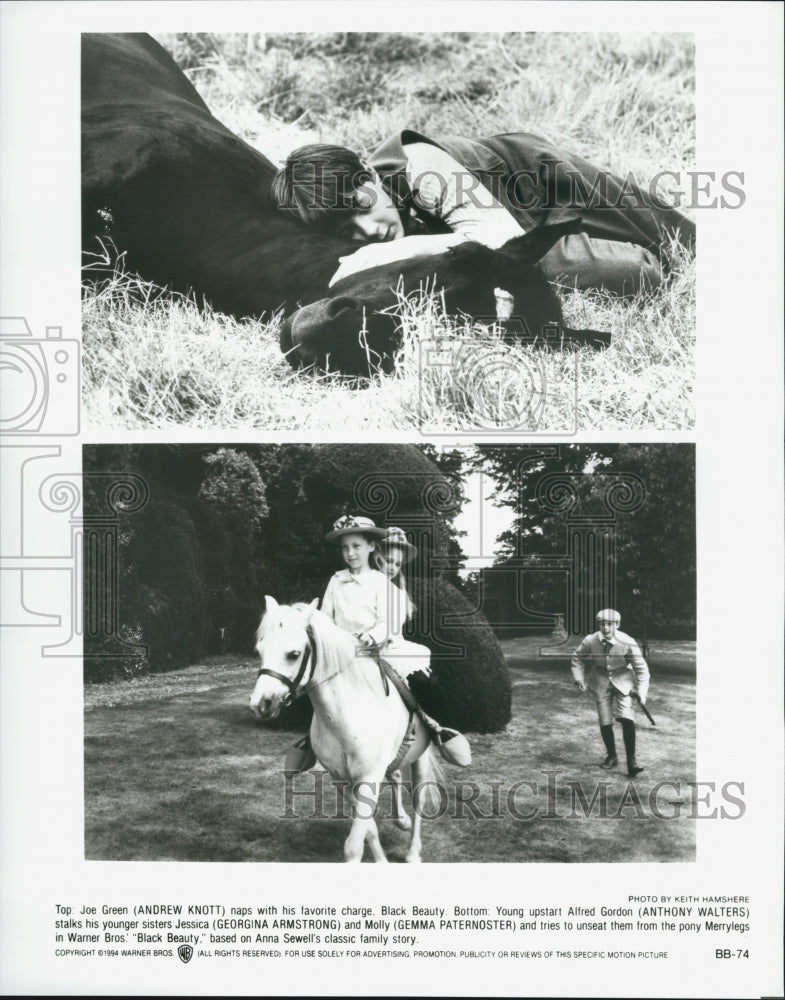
[81,30,697,433]
[1,1,783,997]
[82,443,696,864]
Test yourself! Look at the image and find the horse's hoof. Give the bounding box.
[395,816,413,832]
[405,852,422,863]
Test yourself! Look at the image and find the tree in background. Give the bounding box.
[474,444,696,638]
[195,448,270,648]
[83,443,511,732]
[417,445,469,588]
[83,444,210,678]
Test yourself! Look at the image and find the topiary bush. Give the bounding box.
[408,578,511,733]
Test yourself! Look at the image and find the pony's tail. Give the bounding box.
[415,749,447,816]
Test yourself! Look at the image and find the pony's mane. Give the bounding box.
[256,600,371,688]
[255,601,314,644]
[256,602,355,663]
[305,607,358,673]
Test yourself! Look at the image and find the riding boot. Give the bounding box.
[599,724,618,769]
[284,732,317,773]
[417,707,472,767]
[621,718,643,777]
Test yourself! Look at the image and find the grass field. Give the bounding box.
[84,651,696,863]
[81,32,695,432]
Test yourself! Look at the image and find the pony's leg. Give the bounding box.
[388,769,412,832]
[406,756,428,863]
[364,818,388,863]
[344,778,388,864]
[335,780,352,821]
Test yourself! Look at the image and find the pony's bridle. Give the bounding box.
[256,625,317,707]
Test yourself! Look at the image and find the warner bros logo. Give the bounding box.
[177,943,194,964]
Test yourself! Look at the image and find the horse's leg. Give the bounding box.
[344,776,388,864]
[406,755,428,863]
[364,817,387,863]
[334,778,351,821]
[388,769,412,832]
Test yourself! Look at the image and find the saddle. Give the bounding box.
[368,647,472,769]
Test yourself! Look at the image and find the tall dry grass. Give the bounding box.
[82,32,695,432]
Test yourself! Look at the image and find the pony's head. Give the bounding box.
[250,596,319,721]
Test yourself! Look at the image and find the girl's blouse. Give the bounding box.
[321,568,393,646]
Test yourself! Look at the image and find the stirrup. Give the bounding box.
[432,728,472,767]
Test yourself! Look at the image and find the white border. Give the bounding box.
[1,3,783,997]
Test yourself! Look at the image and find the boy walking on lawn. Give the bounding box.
[571,609,650,778]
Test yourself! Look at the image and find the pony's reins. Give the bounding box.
[257,623,394,705]
[256,620,418,774]
[255,625,318,707]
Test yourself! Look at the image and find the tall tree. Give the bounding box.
[474,444,695,637]
[417,444,469,586]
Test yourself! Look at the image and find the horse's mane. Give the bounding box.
[303,608,359,679]
[255,601,315,644]
[256,602,359,682]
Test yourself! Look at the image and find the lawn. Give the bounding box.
[84,652,696,863]
[81,32,695,432]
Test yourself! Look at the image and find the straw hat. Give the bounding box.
[324,514,388,542]
[381,526,418,563]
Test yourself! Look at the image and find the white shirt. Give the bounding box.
[329,141,527,286]
[321,568,393,646]
[405,141,526,249]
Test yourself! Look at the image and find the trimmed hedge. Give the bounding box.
[407,578,511,733]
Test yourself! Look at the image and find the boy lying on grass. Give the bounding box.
[272,128,695,295]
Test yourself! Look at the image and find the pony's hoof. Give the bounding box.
[395,815,413,832]
[405,852,422,863]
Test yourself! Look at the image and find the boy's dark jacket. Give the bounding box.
[370,129,695,252]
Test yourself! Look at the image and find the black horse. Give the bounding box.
[281,220,610,375]
[82,33,608,376]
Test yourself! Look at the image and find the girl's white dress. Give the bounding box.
[321,568,430,680]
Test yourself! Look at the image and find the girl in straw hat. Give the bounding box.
[371,525,431,680]
[286,514,388,773]
[372,525,471,768]
[320,514,392,652]
[286,516,470,771]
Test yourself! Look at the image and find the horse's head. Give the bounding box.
[250,596,319,721]
[279,218,610,375]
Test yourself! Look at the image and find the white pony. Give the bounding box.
[250,596,444,863]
